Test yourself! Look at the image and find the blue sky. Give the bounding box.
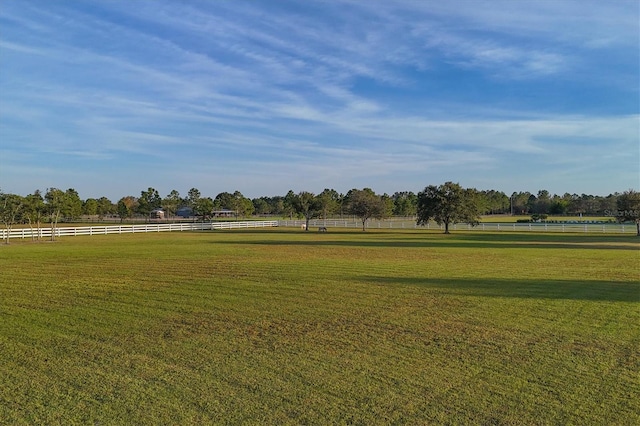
[1,0,638,201]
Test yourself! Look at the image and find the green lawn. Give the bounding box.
[0,229,638,424]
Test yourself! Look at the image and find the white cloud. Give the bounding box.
[0,0,637,199]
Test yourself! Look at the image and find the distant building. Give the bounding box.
[151,209,165,219]
[176,206,194,218]
[212,209,235,218]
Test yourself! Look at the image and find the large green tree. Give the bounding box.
[213,191,236,213]
[187,188,201,208]
[417,182,481,234]
[214,191,252,217]
[510,191,532,215]
[293,191,321,231]
[345,188,387,231]
[283,190,297,220]
[117,196,137,223]
[252,197,271,216]
[232,191,254,217]
[23,190,45,241]
[44,188,66,241]
[137,187,161,219]
[549,196,569,215]
[0,191,23,244]
[317,188,340,223]
[479,190,509,215]
[162,190,181,217]
[83,198,98,216]
[193,197,214,221]
[64,188,83,220]
[615,189,640,236]
[392,191,418,217]
[96,197,115,219]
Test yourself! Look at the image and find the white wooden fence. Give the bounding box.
[279,219,637,234]
[3,219,636,240]
[0,221,278,240]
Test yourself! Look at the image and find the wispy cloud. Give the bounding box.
[0,0,637,199]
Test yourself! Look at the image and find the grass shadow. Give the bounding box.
[361,276,640,302]
[210,230,639,251]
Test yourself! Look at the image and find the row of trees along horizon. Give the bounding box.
[2,184,639,236]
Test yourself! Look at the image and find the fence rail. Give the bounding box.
[0,221,279,240]
[279,219,637,234]
[2,220,636,239]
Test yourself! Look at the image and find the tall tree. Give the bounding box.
[239,197,255,217]
[65,188,83,220]
[283,190,297,220]
[45,188,66,241]
[392,191,418,217]
[615,189,640,236]
[266,196,286,216]
[187,188,201,208]
[511,192,532,215]
[549,195,569,215]
[117,196,137,223]
[534,190,551,214]
[381,193,395,218]
[83,198,98,216]
[599,193,618,215]
[24,190,45,241]
[162,190,181,217]
[416,182,481,234]
[317,188,339,223]
[345,188,387,231]
[0,191,23,244]
[479,190,509,215]
[193,197,214,221]
[252,197,271,215]
[231,191,253,217]
[138,187,161,220]
[96,197,115,219]
[213,191,233,211]
[293,191,321,231]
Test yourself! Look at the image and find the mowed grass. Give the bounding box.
[0,229,638,425]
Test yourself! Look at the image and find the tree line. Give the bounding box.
[2,184,639,241]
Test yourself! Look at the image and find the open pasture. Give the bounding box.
[0,229,638,424]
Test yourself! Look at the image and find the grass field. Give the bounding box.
[0,229,638,424]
